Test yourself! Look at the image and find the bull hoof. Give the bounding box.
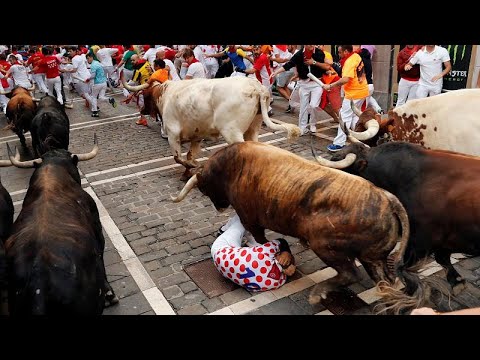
[105,290,119,307]
[180,172,194,182]
[452,279,467,296]
[308,294,322,305]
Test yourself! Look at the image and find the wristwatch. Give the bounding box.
[312,60,317,65]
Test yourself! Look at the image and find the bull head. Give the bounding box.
[310,111,369,169]
[7,133,99,168]
[348,100,380,140]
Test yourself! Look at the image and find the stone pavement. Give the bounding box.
[1,87,480,315]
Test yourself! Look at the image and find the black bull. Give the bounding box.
[315,138,480,310]
[4,138,118,315]
[30,96,70,157]
[0,160,14,315]
[170,141,432,309]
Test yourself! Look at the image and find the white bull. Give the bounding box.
[123,77,300,179]
[350,89,480,156]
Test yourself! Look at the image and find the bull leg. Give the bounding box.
[360,259,395,284]
[31,136,41,158]
[244,115,263,142]
[179,141,203,181]
[434,250,465,294]
[308,250,360,304]
[169,136,197,173]
[16,130,27,148]
[103,274,119,308]
[243,127,260,142]
[186,140,202,164]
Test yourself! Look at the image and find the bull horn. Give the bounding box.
[7,143,42,168]
[170,174,198,203]
[0,158,12,167]
[27,83,36,92]
[74,133,99,161]
[338,106,370,148]
[310,129,357,169]
[0,88,11,95]
[350,99,363,117]
[349,119,380,140]
[348,134,370,148]
[122,80,149,92]
[314,152,357,169]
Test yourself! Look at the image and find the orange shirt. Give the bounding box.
[342,53,369,100]
[150,68,169,83]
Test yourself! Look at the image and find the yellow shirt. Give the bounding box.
[342,53,369,100]
[132,62,152,85]
[323,50,333,63]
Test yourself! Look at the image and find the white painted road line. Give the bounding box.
[85,186,176,315]
[85,132,280,178]
[89,137,288,186]
[0,114,140,146]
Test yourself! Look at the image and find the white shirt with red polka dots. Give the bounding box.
[213,239,287,292]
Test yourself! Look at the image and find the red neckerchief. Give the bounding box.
[276,45,287,52]
[339,51,354,68]
[188,57,199,66]
[303,48,313,60]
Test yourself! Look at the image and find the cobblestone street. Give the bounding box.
[2,87,480,315]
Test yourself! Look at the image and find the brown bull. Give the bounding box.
[170,141,422,305]
[3,86,37,148]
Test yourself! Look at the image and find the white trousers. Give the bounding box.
[333,97,367,146]
[396,78,419,106]
[212,214,259,257]
[416,83,442,99]
[367,83,381,111]
[32,73,48,94]
[46,76,63,104]
[91,82,112,111]
[298,80,323,132]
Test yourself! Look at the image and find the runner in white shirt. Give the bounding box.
[406,45,451,98]
[5,55,32,89]
[143,45,162,69]
[200,45,220,78]
[96,46,119,89]
[155,49,180,81]
[66,46,94,107]
[183,48,206,79]
[191,45,207,74]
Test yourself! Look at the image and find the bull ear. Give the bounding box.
[71,154,79,166]
[356,159,368,173]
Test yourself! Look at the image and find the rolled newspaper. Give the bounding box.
[307,73,325,87]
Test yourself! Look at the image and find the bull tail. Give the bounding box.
[258,90,300,140]
[375,191,449,314]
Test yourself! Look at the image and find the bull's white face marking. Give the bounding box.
[36,289,41,295]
